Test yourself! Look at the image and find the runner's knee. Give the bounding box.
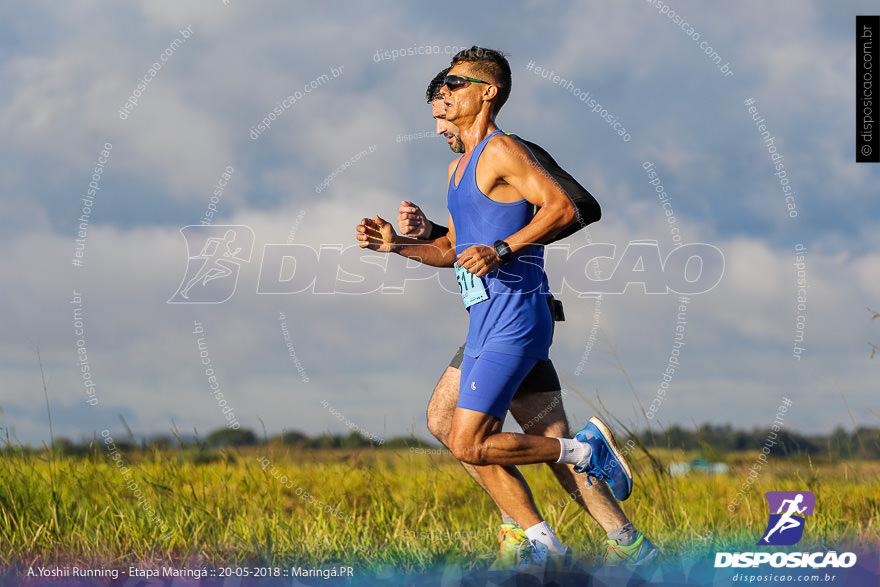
[426,370,459,444]
[448,433,489,465]
[426,406,451,444]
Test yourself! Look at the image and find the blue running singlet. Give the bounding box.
[447,130,553,361]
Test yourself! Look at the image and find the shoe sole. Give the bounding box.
[604,548,658,566]
[588,416,633,490]
[603,537,659,566]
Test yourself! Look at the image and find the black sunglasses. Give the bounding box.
[443,74,491,91]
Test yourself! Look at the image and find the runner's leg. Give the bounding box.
[510,389,629,532]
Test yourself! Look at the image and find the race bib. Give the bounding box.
[455,264,489,308]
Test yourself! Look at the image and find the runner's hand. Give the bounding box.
[357,215,397,253]
[398,201,430,238]
[457,245,502,277]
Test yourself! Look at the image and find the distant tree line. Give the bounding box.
[17,429,429,456]
[635,423,880,460]
[10,424,878,461]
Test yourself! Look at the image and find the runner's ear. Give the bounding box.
[483,84,498,105]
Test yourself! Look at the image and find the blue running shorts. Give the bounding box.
[457,351,539,419]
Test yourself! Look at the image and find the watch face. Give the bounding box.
[494,241,511,262]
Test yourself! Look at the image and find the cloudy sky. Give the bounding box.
[2,1,878,446]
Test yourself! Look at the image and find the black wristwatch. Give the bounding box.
[493,240,513,264]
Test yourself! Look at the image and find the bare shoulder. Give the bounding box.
[483,133,537,169]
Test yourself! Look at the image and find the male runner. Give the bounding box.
[356,47,641,567]
[394,66,655,566]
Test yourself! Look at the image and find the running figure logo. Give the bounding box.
[759,491,816,546]
[168,225,254,304]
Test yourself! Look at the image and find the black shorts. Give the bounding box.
[447,345,561,394]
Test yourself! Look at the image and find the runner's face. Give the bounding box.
[431,99,464,154]
[443,64,489,123]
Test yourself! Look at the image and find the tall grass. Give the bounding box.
[1,440,877,573]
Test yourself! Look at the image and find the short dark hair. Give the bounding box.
[426,67,451,103]
[450,46,511,113]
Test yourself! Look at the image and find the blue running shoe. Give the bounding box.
[573,416,633,501]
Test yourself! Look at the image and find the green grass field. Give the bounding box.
[1,441,878,573]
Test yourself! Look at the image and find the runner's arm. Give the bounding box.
[356,215,456,267]
[485,136,577,251]
[456,136,575,277]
